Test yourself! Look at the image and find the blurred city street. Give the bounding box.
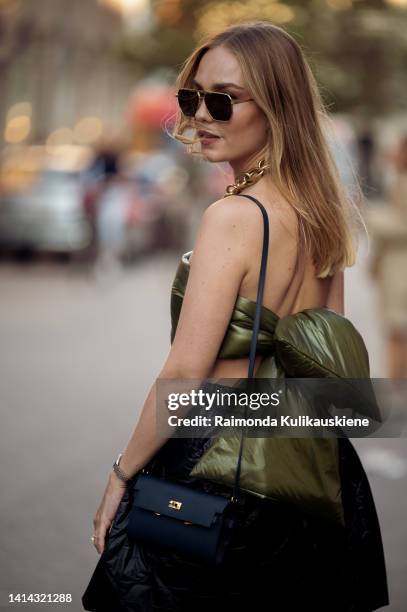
[0,236,406,610]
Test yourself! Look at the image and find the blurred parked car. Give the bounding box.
[0,167,91,257]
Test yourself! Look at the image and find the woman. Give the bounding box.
[82,21,389,611]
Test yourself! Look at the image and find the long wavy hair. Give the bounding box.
[171,21,363,278]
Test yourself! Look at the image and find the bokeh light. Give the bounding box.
[4,115,31,144]
[6,102,32,121]
[4,101,33,144]
[73,117,104,145]
[99,0,149,16]
[45,127,74,151]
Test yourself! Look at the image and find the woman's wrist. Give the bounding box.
[109,469,128,488]
[111,451,144,485]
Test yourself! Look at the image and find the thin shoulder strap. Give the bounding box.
[231,193,269,502]
[235,194,270,378]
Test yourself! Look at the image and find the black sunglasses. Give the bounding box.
[175,87,254,122]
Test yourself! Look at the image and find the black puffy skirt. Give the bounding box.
[82,434,389,612]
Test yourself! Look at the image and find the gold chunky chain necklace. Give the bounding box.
[224,158,270,197]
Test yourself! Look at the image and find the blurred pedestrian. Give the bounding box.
[369,135,407,378]
[81,142,121,262]
[357,129,377,197]
[94,171,133,282]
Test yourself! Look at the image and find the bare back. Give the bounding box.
[208,188,341,379]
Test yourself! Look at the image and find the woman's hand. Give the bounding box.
[92,472,127,555]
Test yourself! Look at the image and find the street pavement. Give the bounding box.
[0,243,406,611]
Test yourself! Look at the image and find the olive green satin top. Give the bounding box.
[171,250,280,364]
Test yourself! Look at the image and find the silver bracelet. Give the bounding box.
[112,452,132,485]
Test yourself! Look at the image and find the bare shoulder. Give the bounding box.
[192,195,260,258]
[203,194,293,231]
[202,194,260,228]
[196,193,298,262]
[188,195,255,273]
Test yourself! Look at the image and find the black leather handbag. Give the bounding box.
[126,194,270,565]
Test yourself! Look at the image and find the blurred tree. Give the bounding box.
[116,0,407,115]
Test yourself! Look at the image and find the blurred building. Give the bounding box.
[0,0,140,145]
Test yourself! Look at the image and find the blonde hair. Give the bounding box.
[172,21,364,278]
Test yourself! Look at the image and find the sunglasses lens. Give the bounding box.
[177,89,199,117]
[205,92,232,121]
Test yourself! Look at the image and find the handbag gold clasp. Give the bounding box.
[168,499,182,510]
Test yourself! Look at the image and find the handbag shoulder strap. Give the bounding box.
[231,193,270,502]
[239,195,270,378]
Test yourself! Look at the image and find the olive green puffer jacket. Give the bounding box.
[171,251,377,525]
